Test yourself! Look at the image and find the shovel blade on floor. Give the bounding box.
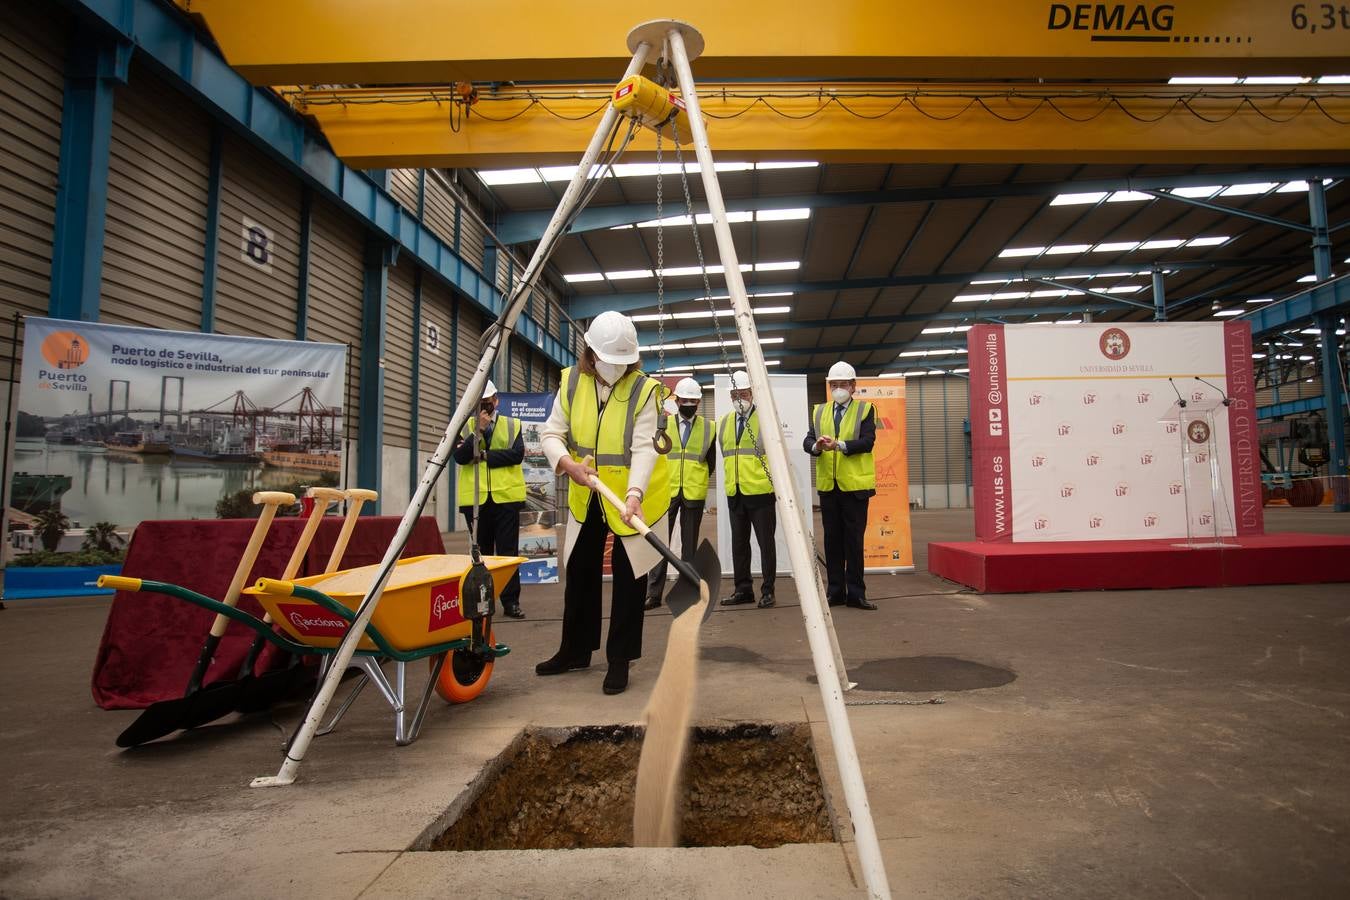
[665,539,720,623]
[115,683,245,748]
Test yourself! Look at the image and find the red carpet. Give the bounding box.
[928,533,1350,593]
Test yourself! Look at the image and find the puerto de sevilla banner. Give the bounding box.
[969,321,1262,543]
[497,392,559,584]
[15,316,346,525]
[854,378,915,572]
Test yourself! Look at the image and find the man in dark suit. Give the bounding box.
[803,361,878,610]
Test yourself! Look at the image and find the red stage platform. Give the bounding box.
[928,533,1350,593]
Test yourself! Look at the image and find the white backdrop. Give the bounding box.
[709,373,814,576]
[970,322,1262,543]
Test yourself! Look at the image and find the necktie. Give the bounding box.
[681,419,691,446]
[736,415,745,444]
[833,403,844,433]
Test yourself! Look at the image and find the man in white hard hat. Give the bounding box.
[452,379,526,618]
[536,310,669,695]
[718,370,777,609]
[646,377,716,610]
[804,361,878,610]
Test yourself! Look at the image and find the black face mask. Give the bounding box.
[678,404,698,419]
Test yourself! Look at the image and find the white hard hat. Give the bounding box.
[827,361,857,381]
[585,311,640,364]
[674,377,702,400]
[730,370,752,391]
[481,380,498,399]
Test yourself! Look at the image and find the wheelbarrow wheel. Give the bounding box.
[432,632,495,704]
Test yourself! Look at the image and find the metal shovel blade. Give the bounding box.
[115,682,245,748]
[664,539,720,622]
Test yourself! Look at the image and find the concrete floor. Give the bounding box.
[1,507,1348,898]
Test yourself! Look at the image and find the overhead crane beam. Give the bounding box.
[496,166,1350,244]
[294,83,1350,168]
[186,1,1350,84]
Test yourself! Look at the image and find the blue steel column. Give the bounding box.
[1152,268,1166,321]
[409,269,423,502]
[295,187,312,340]
[49,25,130,322]
[199,125,223,332]
[358,237,395,511]
[1309,180,1347,511]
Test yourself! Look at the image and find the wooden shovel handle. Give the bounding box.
[580,455,651,537]
[325,488,378,573]
[208,492,295,638]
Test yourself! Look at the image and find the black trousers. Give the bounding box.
[461,499,521,608]
[729,493,776,598]
[820,490,869,603]
[646,501,704,602]
[560,495,648,662]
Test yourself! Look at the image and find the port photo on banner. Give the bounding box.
[853,378,915,572]
[968,321,1262,543]
[14,317,346,527]
[497,392,560,584]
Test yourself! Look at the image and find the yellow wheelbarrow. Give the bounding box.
[101,553,522,748]
[245,553,524,745]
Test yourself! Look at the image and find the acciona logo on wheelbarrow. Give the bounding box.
[428,580,464,631]
[279,603,348,638]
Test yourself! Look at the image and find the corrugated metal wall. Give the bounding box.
[0,2,64,380]
[214,135,300,336]
[418,278,455,448]
[383,261,416,446]
[388,168,419,217]
[100,63,209,332]
[422,172,459,256]
[305,198,365,468]
[455,303,483,403]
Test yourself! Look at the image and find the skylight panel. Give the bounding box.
[921,326,973,334]
[1244,76,1310,84]
[1168,77,1239,85]
[755,208,812,222]
[1169,185,1222,198]
[1092,241,1141,253]
[1107,191,1152,203]
[998,246,1046,258]
[1139,239,1184,250]
[563,272,604,283]
[753,261,801,272]
[1220,182,1278,197]
[1186,236,1230,247]
[478,168,542,185]
[605,269,652,280]
[1044,244,1093,255]
[1050,192,1108,206]
[755,162,820,169]
[1213,309,1244,317]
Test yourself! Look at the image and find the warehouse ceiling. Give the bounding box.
[466,160,1350,378]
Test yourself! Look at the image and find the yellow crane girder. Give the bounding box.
[188,0,1350,84]
[291,84,1350,167]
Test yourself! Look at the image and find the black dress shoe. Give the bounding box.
[602,660,630,695]
[644,596,662,611]
[757,594,776,609]
[846,598,879,610]
[827,596,844,607]
[503,603,525,619]
[535,650,591,676]
[720,593,754,606]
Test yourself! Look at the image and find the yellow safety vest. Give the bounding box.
[457,415,526,506]
[560,366,671,535]
[813,400,876,492]
[719,409,773,497]
[665,414,712,502]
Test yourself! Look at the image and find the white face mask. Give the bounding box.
[732,398,752,416]
[831,387,852,404]
[594,360,626,385]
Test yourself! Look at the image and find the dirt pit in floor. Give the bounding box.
[419,722,834,851]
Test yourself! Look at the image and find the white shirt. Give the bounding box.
[541,375,660,497]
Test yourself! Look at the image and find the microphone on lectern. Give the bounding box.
[1194,376,1232,407]
[1168,377,1187,408]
